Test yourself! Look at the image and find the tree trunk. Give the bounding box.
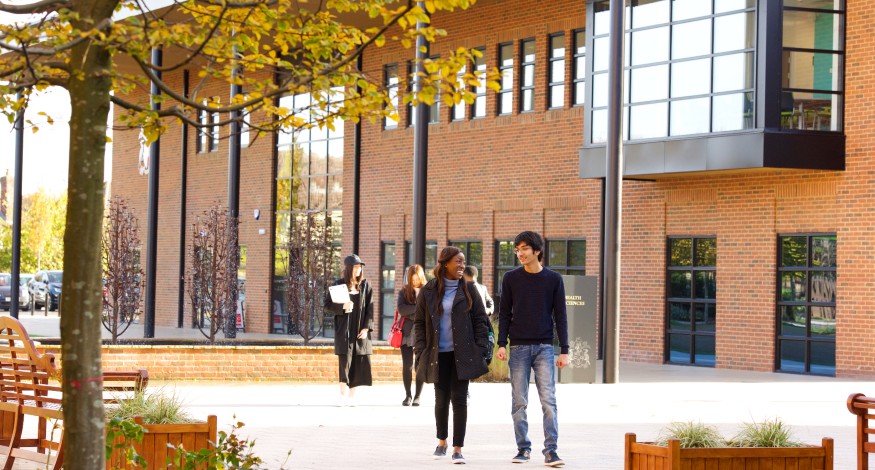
[61,2,119,466]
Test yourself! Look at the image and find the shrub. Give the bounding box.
[655,421,726,448]
[729,418,803,448]
[105,387,195,425]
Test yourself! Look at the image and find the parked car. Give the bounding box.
[0,274,12,310]
[29,270,62,311]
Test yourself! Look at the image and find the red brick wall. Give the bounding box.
[41,344,402,382]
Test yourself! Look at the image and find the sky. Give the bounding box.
[0,87,114,197]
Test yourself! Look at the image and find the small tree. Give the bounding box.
[101,197,144,343]
[187,206,238,342]
[284,212,336,344]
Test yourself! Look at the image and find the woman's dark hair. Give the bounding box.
[402,264,426,304]
[432,246,473,316]
[514,230,544,262]
[342,263,365,289]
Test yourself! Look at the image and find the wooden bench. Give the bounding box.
[0,316,147,469]
[848,392,875,469]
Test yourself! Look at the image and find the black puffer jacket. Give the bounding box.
[324,279,374,356]
[413,278,489,383]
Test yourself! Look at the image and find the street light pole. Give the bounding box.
[143,47,162,338]
[10,91,24,319]
[411,1,430,268]
[603,0,626,384]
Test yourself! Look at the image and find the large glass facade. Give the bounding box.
[666,237,717,367]
[590,0,756,143]
[273,90,343,335]
[777,234,836,376]
[780,1,845,131]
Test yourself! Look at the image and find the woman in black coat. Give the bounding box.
[324,254,374,406]
[414,246,490,464]
[397,264,426,406]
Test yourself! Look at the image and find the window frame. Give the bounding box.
[472,47,487,119]
[452,63,467,122]
[494,239,521,296]
[548,32,566,110]
[405,240,438,280]
[384,63,400,129]
[665,236,717,367]
[448,240,483,280]
[775,232,837,376]
[498,42,514,116]
[572,28,586,106]
[519,38,536,113]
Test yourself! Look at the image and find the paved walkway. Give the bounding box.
[6,312,869,468]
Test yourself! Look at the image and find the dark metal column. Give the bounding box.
[602,0,626,384]
[598,178,605,360]
[352,54,363,255]
[410,2,430,267]
[226,52,242,339]
[178,70,189,328]
[10,91,24,319]
[143,48,162,338]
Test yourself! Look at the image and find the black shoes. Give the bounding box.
[512,449,531,463]
[402,396,412,406]
[432,445,447,460]
[544,452,564,467]
[412,396,421,406]
[451,452,466,464]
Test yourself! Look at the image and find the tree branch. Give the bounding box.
[0,0,66,14]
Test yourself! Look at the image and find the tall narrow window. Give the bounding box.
[520,39,536,112]
[380,242,396,340]
[429,56,441,124]
[210,106,220,151]
[666,237,717,367]
[452,65,467,121]
[777,234,836,376]
[406,241,437,280]
[780,1,845,131]
[197,107,207,153]
[448,240,483,278]
[545,239,585,275]
[498,43,514,115]
[473,48,487,118]
[240,113,250,148]
[495,240,520,296]
[548,33,566,109]
[385,63,400,129]
[572,28,586,106]
[408,61,417,127]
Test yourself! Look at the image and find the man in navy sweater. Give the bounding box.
[496,231,568,468]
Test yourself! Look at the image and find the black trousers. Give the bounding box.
[435,351,469,447]
[400,345,424,398]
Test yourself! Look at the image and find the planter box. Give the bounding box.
[625,433,834,470]
[107,415,217,469]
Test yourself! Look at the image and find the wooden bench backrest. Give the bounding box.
[0,316,63,469]
[849,392,875,470]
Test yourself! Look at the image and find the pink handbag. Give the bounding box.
[387,310,404,348]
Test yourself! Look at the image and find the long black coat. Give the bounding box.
[413,279,490,383]
[324,279,374,356]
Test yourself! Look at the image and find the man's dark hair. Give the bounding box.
[514,231,544,262]
[463,265,479,280]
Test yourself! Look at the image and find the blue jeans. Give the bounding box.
[509,344,558,455]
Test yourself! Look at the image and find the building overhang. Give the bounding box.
[579,130,845,179]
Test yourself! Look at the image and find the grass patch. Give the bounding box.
[105,387,196,424]
[655,421,726,448]
[729,418,803,448]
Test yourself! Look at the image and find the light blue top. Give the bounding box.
[438,278,459,352]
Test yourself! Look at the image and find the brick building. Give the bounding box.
[112,0,868,377]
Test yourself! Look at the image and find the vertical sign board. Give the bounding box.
[558,275,598,384]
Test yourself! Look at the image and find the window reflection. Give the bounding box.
[666,237,716,367]
[631,27,669,66]
[629,102,667,140]
[713,12,755,53]
[671,60,710,98]
[631,0,669,29]
[631,65,668,103]
[673,0,711,21]
[712,92,753,132]
[672,19,711,60]
[670,98,710,136]
[713,53,754,93]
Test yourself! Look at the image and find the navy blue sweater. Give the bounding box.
[498,266,569,354]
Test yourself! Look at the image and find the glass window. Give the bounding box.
[520,39,536,112]
[385,64,399,129]
[666,237,716,367]
[453,65,467,121]
[498,43,514,115]
[588,0,757,144]
[405,241,438,280]
[197,107,207,153]
[777,234,836,376]
[544,239,586,276]
[448,241,483,279]
[210,108,219,151]
[473,48,487,118]
[549,33,566,109]
[572,29,586,106]
[274,91,344,336]
[495,240,521,296]
[380,242,396,340]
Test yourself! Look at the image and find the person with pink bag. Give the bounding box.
[396,264,426,406]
